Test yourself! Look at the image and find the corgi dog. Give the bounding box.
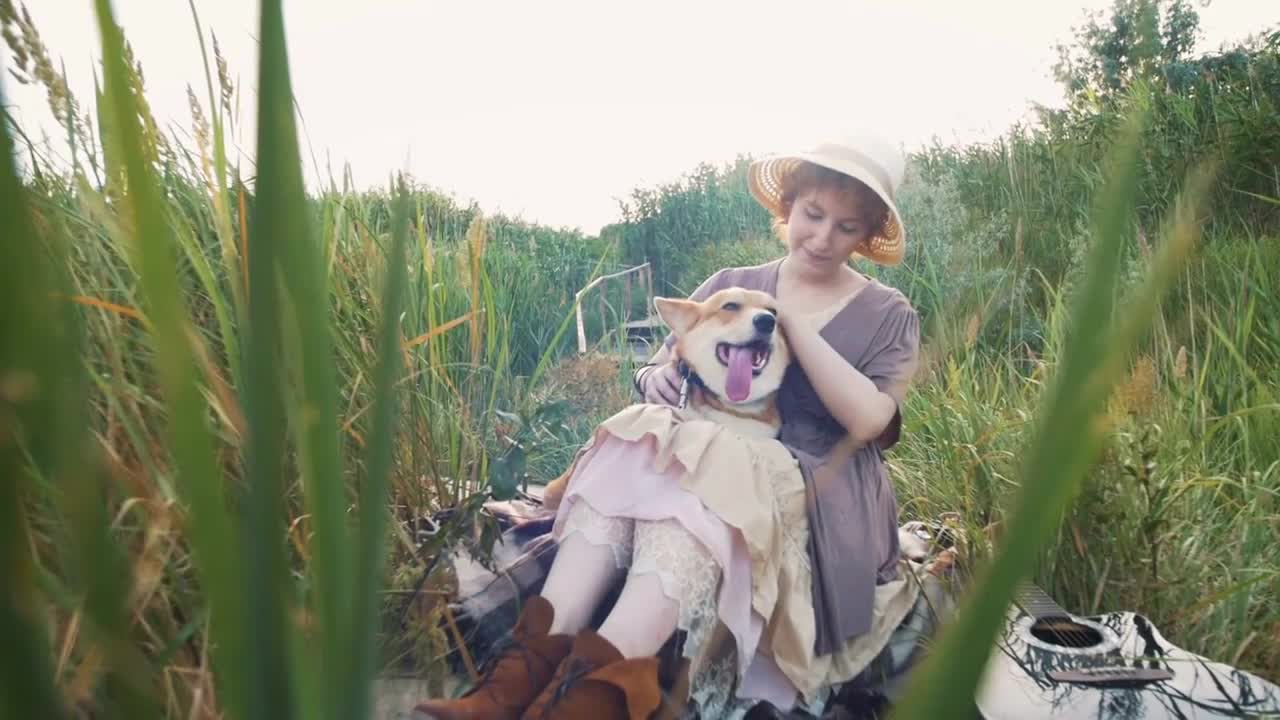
[652,287,791,440]
[538,287,791,511]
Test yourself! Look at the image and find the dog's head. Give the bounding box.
[654,287,790,405]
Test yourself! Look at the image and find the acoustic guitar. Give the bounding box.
[974,581,1280,719]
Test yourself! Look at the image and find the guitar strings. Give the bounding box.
[1017,580,1097,650]
[1017,581,1092,649]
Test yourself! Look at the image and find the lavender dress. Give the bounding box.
[549,258,922,713]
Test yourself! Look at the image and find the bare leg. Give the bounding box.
[541,499,634,635]
[598,517,720,659]
[597,573,680,658]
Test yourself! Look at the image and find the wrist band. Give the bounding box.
[633,363,657,396]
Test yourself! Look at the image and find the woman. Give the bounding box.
[415,133,922,720]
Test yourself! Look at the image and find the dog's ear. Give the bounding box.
[654,297,699,336]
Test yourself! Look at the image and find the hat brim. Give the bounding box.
[748,153,906,266]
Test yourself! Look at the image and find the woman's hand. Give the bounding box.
[638,360,683,406]
[774,299,900,447]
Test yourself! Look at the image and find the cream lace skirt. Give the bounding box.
[549,403,921,715]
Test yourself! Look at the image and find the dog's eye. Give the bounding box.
[721,302,741,312]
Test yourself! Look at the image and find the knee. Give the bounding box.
[559,499,636,571]
[631,518,722,602]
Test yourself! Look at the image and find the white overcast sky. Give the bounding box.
[3,0,1276,234]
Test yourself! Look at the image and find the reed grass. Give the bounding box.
[1,1,1276,718]
[4,0,635,712]
[892,106,1218,718]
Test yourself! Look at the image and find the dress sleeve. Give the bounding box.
[860,298,921,450]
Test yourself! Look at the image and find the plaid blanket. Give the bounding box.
[421,497,962,719]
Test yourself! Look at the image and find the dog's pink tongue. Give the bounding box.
[725,346,754,402]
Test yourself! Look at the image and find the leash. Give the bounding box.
[675,360,717,411]
[676,359,692,410]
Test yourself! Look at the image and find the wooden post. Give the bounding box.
[576,299,586,355]
[598,286,608,351]
[573,263,655,356]
[644,265,654,316]
[623,273,632,325]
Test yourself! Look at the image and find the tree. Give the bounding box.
[1052,0,1205,113]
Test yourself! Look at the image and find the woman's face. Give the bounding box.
[784,184,878,278]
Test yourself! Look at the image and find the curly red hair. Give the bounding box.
[771,161,889,246]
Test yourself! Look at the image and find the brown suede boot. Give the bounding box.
[521,630,663,720]
[413,596,573,720]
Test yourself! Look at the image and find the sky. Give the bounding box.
[3,0,1277,235]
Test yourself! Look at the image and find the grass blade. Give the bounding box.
[0,74,72,720]
[187,0,244,334]
[235,0,320,717]
[91,1,251,718]
[889,106,1213,718]
[528,248,614,388]
[254,1,352,715]
[344,177,412,718]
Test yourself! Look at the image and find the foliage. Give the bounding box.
[1051,0,1204,113]
[0,1,1277,718]
[616,156,774,295]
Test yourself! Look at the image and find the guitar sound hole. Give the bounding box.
[1030,618,1104,648]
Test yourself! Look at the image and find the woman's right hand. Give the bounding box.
[639,360,683,406]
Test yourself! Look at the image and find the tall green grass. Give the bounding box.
[892,107,1217,718]
[2,2,1277,719]
[2,0,620,716]
[2,42,80,720]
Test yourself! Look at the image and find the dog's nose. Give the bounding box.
[753,313,776,334]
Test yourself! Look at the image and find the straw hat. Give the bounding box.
[747,132,907,266]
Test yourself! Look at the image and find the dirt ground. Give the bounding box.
[373,676,464,719]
